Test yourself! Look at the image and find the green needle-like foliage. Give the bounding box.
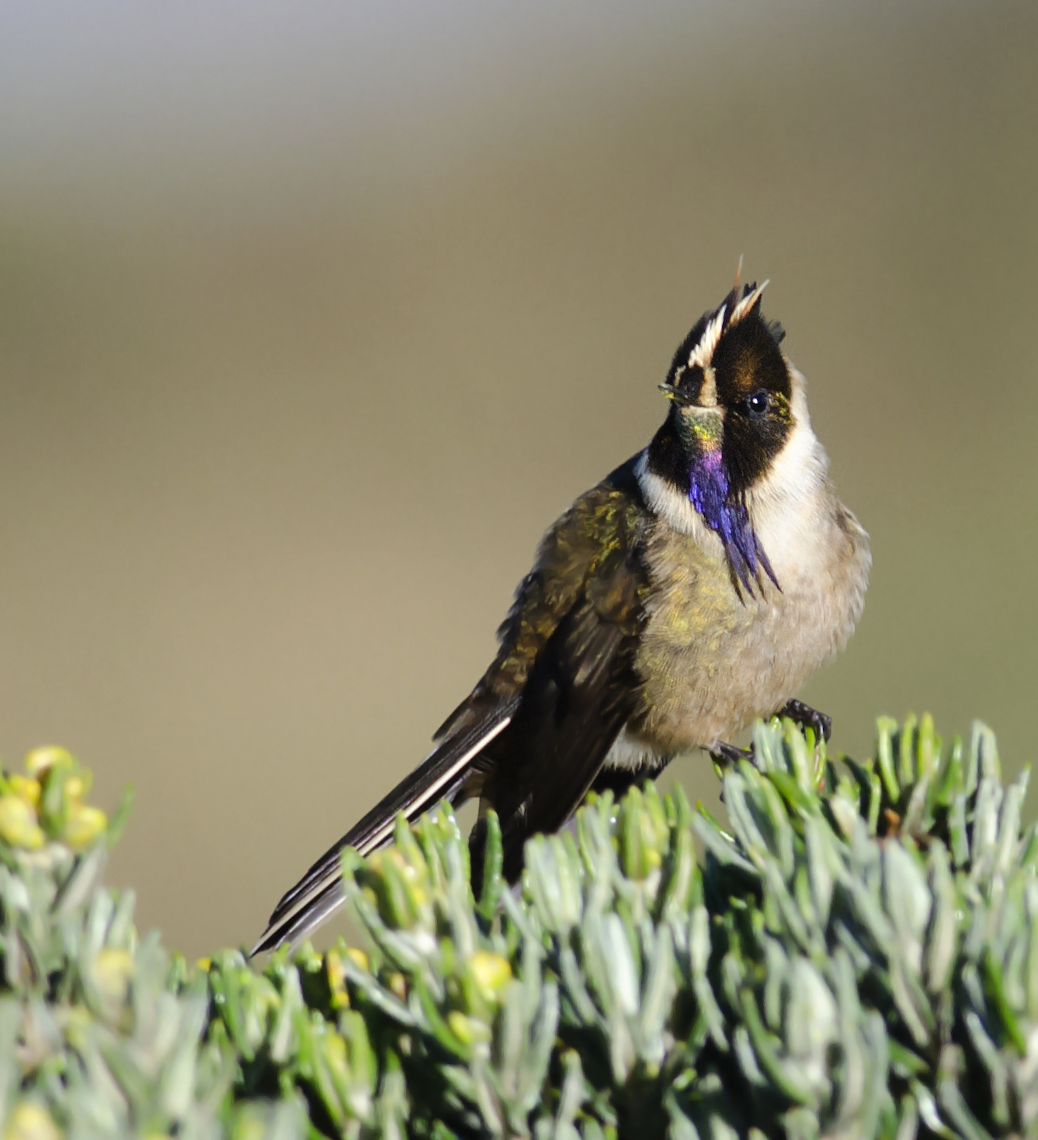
[0,718,1036,1139]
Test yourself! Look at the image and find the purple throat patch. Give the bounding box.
[688,453,780,596]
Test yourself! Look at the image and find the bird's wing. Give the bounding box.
[440,458,651,883]
[471,530,646,882]
[252,458,648,955]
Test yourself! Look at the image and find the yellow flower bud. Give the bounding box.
[4,1102,61,1140]
[344,947,369,972]
[24,747,73,778]
[468,951,512,1001]
[447,1010,491,1047]
[7,776,41,807]
[324,950,349,1009]
[0,796,45,849]
[63,805,108,850]
[90,948,134,1017]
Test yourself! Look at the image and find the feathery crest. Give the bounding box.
[684,278,771,374]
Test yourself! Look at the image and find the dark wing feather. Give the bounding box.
[250,698,518,955]
[474,546,644,883]
[252,457,648,954]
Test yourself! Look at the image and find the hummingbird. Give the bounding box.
[252,273,870,954]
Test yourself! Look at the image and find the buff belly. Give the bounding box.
[626,511,868,753]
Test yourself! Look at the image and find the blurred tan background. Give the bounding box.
[1,1,1036,958]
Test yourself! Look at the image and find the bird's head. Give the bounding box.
[645,278,802,596]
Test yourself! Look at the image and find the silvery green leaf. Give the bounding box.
[969,721,1001,788]
[910,1080,957,1140]
[916,713,941,779]
[934,734,963,805]
[338,953,415,1027]
[556,943,598,1028]
[717,773,769,863]
[51,845,108,919]
[826,951,866,1119]
[981,946,1027,1055]
[493,979,528,1102]
[664,1089,702,1140]
[889,957,935,1048]
[995,770,1027,876]
[511,979,558,1116]
[375,1051,410,1140]
[691,810,757,876]
[759,858,813,954]
[523,836,583,936]
[1026,881,1038,1021]
[686,907,726,1050]
[895,713,919,791]
[900,773,931,838]
[83,883,116,957]
[963,1009,1010,1127]
[230,1099,309,1140]
[784,958,837,1099]
[780,1106,819,1140]
[762,937,786,1033]
[601,912,639,1018]
[948,792,971,868]
[732,1024,768,1091]
[768,770,818,821]
[696,1104,741,1140]
[637,924,675,1069]
[882,841,930,977]
[268,964,301,1065]
[895,1092,919,1140]
[1018,823,1038,873]
[724,766,794,882]
[924,842,957,997]
[658,826,698,927]
[781,718,816,790]
[826,784,862,841]
[467,1057,505,1136]
[875,717,901,803]
[857,1009,893,1138]
[739,986,817,1106]
[803,815,834,930]
[750,719,781,774]
[159,1010,205,1120]
[936,1073,995,1140]
[607,1005,635,1085]
[842,756,882,835]
[549,1049,584,1140]
[839,864,895,965]
[971,778,1004,873]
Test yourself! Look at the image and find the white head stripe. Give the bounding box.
[687,304,727,370]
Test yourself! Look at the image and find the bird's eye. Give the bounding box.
[746,389,771,416]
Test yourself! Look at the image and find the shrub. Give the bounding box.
[0,718,1034,1139]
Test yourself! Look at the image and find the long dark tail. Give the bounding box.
[250,703,516,955]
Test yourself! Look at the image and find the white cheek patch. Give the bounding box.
[745,371,831,581]
[635,449,704,538]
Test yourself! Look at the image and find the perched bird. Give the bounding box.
[253,274,870,954]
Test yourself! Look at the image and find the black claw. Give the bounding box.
[779,699,832,743]
[710,740,752,766]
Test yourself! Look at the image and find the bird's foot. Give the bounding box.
[778,699,831,743]
[710,740,752,767]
